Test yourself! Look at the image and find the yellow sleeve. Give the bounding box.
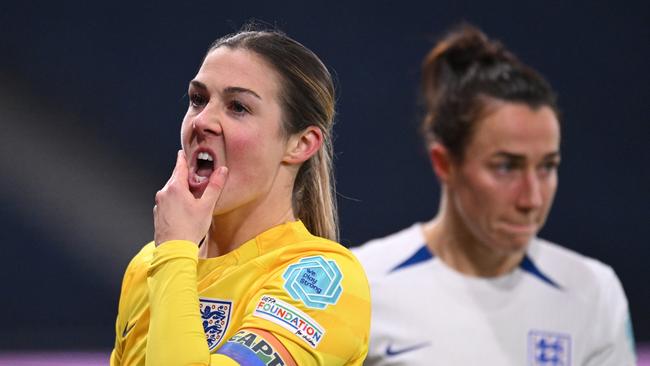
[145,240,212,366]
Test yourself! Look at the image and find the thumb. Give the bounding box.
[200,166,228,208]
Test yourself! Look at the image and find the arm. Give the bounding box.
[584,266,636,366]
[146,240,210,365]
[145,151,230,365]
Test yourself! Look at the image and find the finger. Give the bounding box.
[162,150,183,188]
[200,166,228,207]
[170,150,190,188]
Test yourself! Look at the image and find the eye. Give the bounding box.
[539,160,559,175]
[493,161,517,175]
[189,93,207,108]
[227,100,250,115]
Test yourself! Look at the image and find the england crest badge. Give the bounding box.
[528,330,571,366]
[199,298,233,351]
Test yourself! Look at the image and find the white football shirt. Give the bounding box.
[352,223,636,366]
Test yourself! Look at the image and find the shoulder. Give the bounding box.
[263,222,369,283]
[117,241,156,301]
[244,233,371,363]
[530,238,626,304]
[532,238,619,286]
[351,223,427,280]
[254,222,372,309]
[532,239,635,363]
[276,235,370,300]
[124,241,156,276]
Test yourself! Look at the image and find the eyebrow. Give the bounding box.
[492,151,561,160]
[189,80,262,100]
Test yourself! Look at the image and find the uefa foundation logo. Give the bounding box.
[282,255,343,309]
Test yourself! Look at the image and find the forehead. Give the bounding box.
[468,102,560,157]
[194,47,281,99]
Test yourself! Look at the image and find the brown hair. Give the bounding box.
[421,24,559,161]
[209,28,339,241]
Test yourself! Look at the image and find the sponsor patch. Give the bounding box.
[528,330,571,366]
[217,330,294,366]
[282,255,343,309]
[199,297,233,351]
[253,295,325,348]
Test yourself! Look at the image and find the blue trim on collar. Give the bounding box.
[390,245,434,273]
[520,255,562,290]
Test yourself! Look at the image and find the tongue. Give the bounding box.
[196,166,213,177]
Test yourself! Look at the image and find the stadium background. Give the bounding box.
[1,0,648,362]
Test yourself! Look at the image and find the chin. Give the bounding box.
[500,236,533,253]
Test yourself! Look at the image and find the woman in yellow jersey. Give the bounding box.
[110,27,370,366]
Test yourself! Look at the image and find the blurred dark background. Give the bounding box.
[1,0,647,352]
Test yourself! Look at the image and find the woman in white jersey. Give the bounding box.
[353,23,636,365]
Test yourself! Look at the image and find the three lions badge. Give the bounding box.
[199,298,233,351]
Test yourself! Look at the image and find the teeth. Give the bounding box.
[197,152,213,162]
[195,175,208,183]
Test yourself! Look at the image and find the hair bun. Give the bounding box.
[421,24,517,105]
[441,26,495,73]
[420,23,558,158]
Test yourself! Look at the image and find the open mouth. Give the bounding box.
[194,151,215,183]
[188,149,217,198]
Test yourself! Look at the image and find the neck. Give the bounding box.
[199,169,297,259]
[199,203,295,259]
[423,194,524,277]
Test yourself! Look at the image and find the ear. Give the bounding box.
[283,126,323,164]
[430,142,453,184]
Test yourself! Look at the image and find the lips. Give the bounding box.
[188,147,216,196]
[500,221,538,235]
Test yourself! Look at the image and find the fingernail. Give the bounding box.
[218,166,228,176]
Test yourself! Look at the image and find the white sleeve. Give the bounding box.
[584,266,636,366]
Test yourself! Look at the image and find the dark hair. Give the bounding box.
[208,27,338,241]
[421,24,559,161]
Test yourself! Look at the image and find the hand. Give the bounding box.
[153,150,228,246]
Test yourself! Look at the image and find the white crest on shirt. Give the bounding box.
[199,297,233,351]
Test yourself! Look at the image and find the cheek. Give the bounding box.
[225,132,259,164]
[225,131,277,179]
[460,171,499,208]
[180,118,192,148]
[455,172,507,226]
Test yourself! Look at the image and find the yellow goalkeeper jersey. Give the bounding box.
[110,220,370,365]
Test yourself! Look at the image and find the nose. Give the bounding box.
[192,108,223,138]
[516,169,543,211]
